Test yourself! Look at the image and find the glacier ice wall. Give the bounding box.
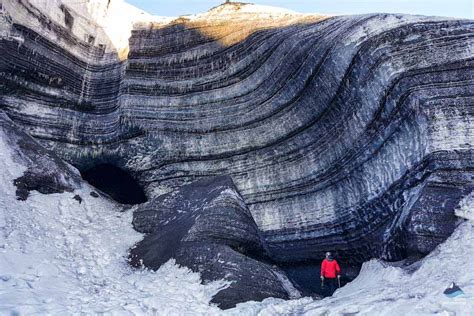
[0,1,473,267]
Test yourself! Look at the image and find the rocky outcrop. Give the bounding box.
[0,0,473,304]
[129,175,297,308]
[0,112,80,200]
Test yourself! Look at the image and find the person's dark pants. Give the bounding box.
[323,278,338,296]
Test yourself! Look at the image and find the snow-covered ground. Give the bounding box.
[0,132,227,315]
[1,129,473,315]
[245,215,474,315]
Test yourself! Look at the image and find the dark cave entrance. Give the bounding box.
[80,164,147,205]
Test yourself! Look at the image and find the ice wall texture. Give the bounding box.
[1,1,473,265]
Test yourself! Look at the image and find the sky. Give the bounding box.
[127,0,473,19]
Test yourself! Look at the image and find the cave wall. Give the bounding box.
[1,1,473,265]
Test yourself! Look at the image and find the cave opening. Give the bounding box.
[80,164,147,205]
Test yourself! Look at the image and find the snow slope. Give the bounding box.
[0,131,227,315]
[1,121,473,315]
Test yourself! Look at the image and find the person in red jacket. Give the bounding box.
[320,252,341,295]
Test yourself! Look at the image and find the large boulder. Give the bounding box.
[129,176,298,309]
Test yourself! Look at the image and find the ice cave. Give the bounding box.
[0,0,472,314]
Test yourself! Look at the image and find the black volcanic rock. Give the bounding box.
[175,243,291,309]
[129,175,295,308]
[0,113,80,200]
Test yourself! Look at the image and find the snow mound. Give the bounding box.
[182,1,324,23]
[205,2,297,16]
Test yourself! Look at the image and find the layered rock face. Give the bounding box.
[0,0,473,305]
[120,11,474,264]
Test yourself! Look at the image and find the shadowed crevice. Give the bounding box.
[81,163,147,205]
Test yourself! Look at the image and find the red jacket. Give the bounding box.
[321,259,341,278]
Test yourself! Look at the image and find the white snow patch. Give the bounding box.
[173,2,315,23]
[455,191,474,221]
[208,3,297,16]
